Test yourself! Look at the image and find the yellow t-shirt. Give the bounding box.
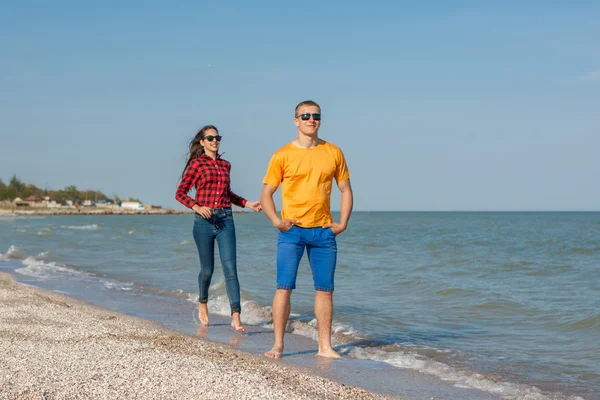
[263,140,350,227]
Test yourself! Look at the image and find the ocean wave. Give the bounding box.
[285,318,360,345]
[102,280,133,291]
[570,247,599,256]
[60,224,99,230]
[184,283,272,325]
[346,345,576,400]
[0,245,26,260]
[558,314,600,332]
[525,264,574,277]
[16,257,90,280]
[434,287,481,297]
[37,251,51,259]
[11,252,136,294]
[471,299,524,312]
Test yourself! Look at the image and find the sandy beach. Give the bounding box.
[0,272,397,400]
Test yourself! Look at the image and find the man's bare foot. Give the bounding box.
[264,346,283,359]
[230,312,245,333]
[317,348,341,359]
[199,303,209,326]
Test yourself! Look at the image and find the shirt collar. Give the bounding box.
[200,153,222,161]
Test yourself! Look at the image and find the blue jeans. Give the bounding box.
[276,226,337,292]
[192,207,241,314]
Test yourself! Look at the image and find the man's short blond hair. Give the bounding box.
[294,100,321,116]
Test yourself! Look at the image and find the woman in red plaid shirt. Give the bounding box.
[176,125,261,332]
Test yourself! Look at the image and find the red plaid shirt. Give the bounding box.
[175,154,247,209]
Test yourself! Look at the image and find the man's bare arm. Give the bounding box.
[323,178,353,235]
[260,184,300,232]
[338,178,353,229]
[260,184,280,227]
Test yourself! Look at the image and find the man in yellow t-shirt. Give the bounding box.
[260,100,354,360]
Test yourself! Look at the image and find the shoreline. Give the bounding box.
[0,207,188,216]
[0,272,396,400]
[0,208,243,216]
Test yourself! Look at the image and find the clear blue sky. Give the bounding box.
[1,1,598,211]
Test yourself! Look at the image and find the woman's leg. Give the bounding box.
[215,214,244,331]
[192,216,215,325]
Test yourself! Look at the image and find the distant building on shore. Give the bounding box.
[25,195,42,203]
[120,201,144,210]
[95,199,115,206]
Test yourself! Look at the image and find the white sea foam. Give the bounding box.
[207,294,233,316]
[240,300,272,325]
[289,319,319,341]
[37,251,50,259]
[186,292,199,303]
[61,224,99,230]
[102,280,133,291]
[184,279,273,325]
[346,346,575,400]
[16,257,89,280]
[0,245,25,260]
[209,279,226,291]
[180,240,194,245]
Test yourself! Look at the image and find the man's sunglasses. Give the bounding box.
[204,135,222,142]
[296,113,321,121]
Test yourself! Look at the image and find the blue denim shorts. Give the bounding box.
[276,226,337,292]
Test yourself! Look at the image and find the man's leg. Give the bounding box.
[308,227,339,358]
[315,290,340,358]
[265,226,303,359]
[265,288,292,359]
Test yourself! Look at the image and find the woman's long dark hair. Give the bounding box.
[181,125,218,179]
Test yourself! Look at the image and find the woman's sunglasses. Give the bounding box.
[296,113,321,121]
[204,135,222,142]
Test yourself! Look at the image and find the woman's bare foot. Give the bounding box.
[264,346,283,359]
[229,335,244,347]
[317,348,341,359]
[199,303,209,326]
[231,312,245,333]
[197,325,208,338]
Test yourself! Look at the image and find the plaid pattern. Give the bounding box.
[176,154,247,209]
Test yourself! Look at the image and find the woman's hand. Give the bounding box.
[192,205,213,218]
[245,201,262,212]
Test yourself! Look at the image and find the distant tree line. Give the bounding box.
[0,174,141,203]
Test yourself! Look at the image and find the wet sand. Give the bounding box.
[0,272,398,400]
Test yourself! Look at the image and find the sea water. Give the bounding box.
[1,212,598,399]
